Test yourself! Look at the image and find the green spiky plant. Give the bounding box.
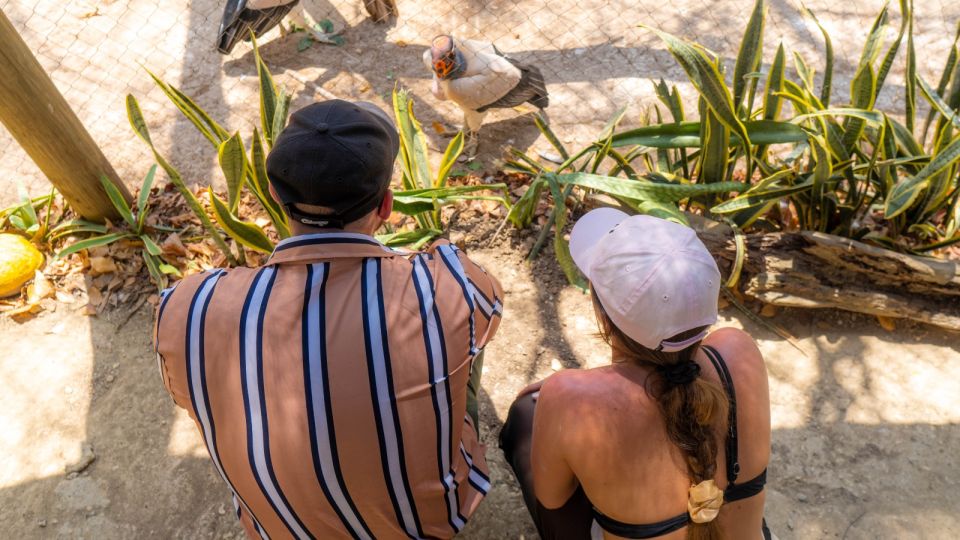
[512,0,959,289]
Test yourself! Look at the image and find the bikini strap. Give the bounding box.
[701,345,740,485]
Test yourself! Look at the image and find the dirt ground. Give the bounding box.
[2,0,960,538]
[1,218,959,539]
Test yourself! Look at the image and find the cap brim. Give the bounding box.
[570,207,630,278]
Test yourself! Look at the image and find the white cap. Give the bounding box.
[570,208,721,352]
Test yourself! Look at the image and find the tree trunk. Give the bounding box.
[696,222,960,331]
[0,9,130,221]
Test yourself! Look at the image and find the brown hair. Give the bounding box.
[592,290,729,540]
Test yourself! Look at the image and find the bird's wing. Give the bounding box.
[217,0,300,54]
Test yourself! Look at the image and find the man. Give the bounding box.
[154,100,503,538]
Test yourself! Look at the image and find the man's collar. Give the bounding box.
[266,232,403,264]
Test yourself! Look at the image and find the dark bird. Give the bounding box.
[217,0,300,55]
[424,35,549,161]
[217,0,398,55]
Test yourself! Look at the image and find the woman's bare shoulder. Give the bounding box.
[702,327,768,392]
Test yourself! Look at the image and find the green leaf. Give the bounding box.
[554,172,748,203]
[544,174,586,289]
[126,94,152,145]
[917,76,960,132]
[700,110,730,184]
[885,134,960,217]
[507,177,546,228]
[859,5,890,69]
[298,36,313,52]
[158,262,182,276]
[763,43,786,121]
[208,188,275,253]
[319,19,335,33]
[99,174,135,228]
[136,164,158,231]
[142,252,167,291]
[612,119,805,148]
[140,234,163,256]
[436,131,465,187]
[392,184,510,215]
[218,133,246,213]
[904,0,916,133]
[56,233,132,259]
[533,112,569,161]
[733,0,766,111]
[145,70,229,146]
[393,89,433,191]
[842,64,876,151]
[50,218,108,237]
[253,34,279,148]
[641,25,752,172]
[711,178,814,214]
[376,228,442,249]
[803,6,834,106]
[249,129,290,238]
[272,86,291,144]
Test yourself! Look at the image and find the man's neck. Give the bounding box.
[288,221,377,238]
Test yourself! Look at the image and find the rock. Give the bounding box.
[797,493,808,502]
[105,374,115,383]
[37,519,47,528]
[550,358,562,371]
[65,443,97,475]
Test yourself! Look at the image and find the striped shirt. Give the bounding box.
[154,233,503,539]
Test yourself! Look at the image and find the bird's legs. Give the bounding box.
[459,109,486,162]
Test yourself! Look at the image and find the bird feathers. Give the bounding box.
[217,0,300,54]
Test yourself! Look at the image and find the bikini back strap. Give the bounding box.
[592,508,690,539]
[701,345,740,485]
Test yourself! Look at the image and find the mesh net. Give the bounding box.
[2,0,959,202]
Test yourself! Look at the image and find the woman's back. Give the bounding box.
[532,327,771,539]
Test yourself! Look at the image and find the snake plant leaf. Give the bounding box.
[733,0,765,111]
[218,133,246,213]
[859,5,889,70]
[99,174,135,229]
[208,188,275,253]
[763,44,786,121]
[136,164,158,231]
[842,64,877,151]
[393,89,432,191]
[376,228,443,249]
[554,172,748,203]
[885,134,960,218]
[145,70,229,146]
[711,178,814,214]
[56,233,133,259]
[700,110,730,184]
[917,76,960,132]
[802,5,835,106]
[392,184,511,215]
[140,234,163,256]
[252,34,280,148]
[612,120,805,149]
[642,25,752,171]
[507,177,547,228]
[544,174,586,289]
[436,131,465,188]
[922,22,960,142]
[249,129,290,238]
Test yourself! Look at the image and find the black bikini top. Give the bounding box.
[591,345,768,539]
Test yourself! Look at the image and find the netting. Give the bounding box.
[2,0,959,203]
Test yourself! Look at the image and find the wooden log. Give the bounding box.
[0,9,130,221]
[693,220,960,331]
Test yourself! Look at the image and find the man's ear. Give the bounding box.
[377,190,394,221]
[268,183,282,206]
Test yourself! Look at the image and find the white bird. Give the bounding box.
[217,0,397,54]
[423,35,549,161]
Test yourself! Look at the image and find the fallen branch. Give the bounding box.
[692,218,960,331]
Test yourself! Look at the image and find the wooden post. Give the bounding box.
[0,9,130,221]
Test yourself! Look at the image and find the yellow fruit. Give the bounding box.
[0,233,44,298]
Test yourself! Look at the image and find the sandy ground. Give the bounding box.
[1,222,959,539]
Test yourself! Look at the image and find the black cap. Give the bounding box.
[266,100,400,228]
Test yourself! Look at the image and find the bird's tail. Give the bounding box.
[217,1,300,54]
[523,64,550,109]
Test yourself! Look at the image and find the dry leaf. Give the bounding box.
[146,294,160,306]
[760,304,778,318]
[81,303,98,316]
[877,315,896,332]
[31,271,55,301]
[86,285,103,306]
[56,290,76,304]
[431,121,447,135]
[89,256,118,275]
[395,40,408,47]
[161,233,188,257]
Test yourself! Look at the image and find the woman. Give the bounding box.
[500,209,772,539]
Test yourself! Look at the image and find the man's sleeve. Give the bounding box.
[427,240,504,350]
[153,273,206,410]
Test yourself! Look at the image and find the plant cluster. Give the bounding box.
[510,0,960,285]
